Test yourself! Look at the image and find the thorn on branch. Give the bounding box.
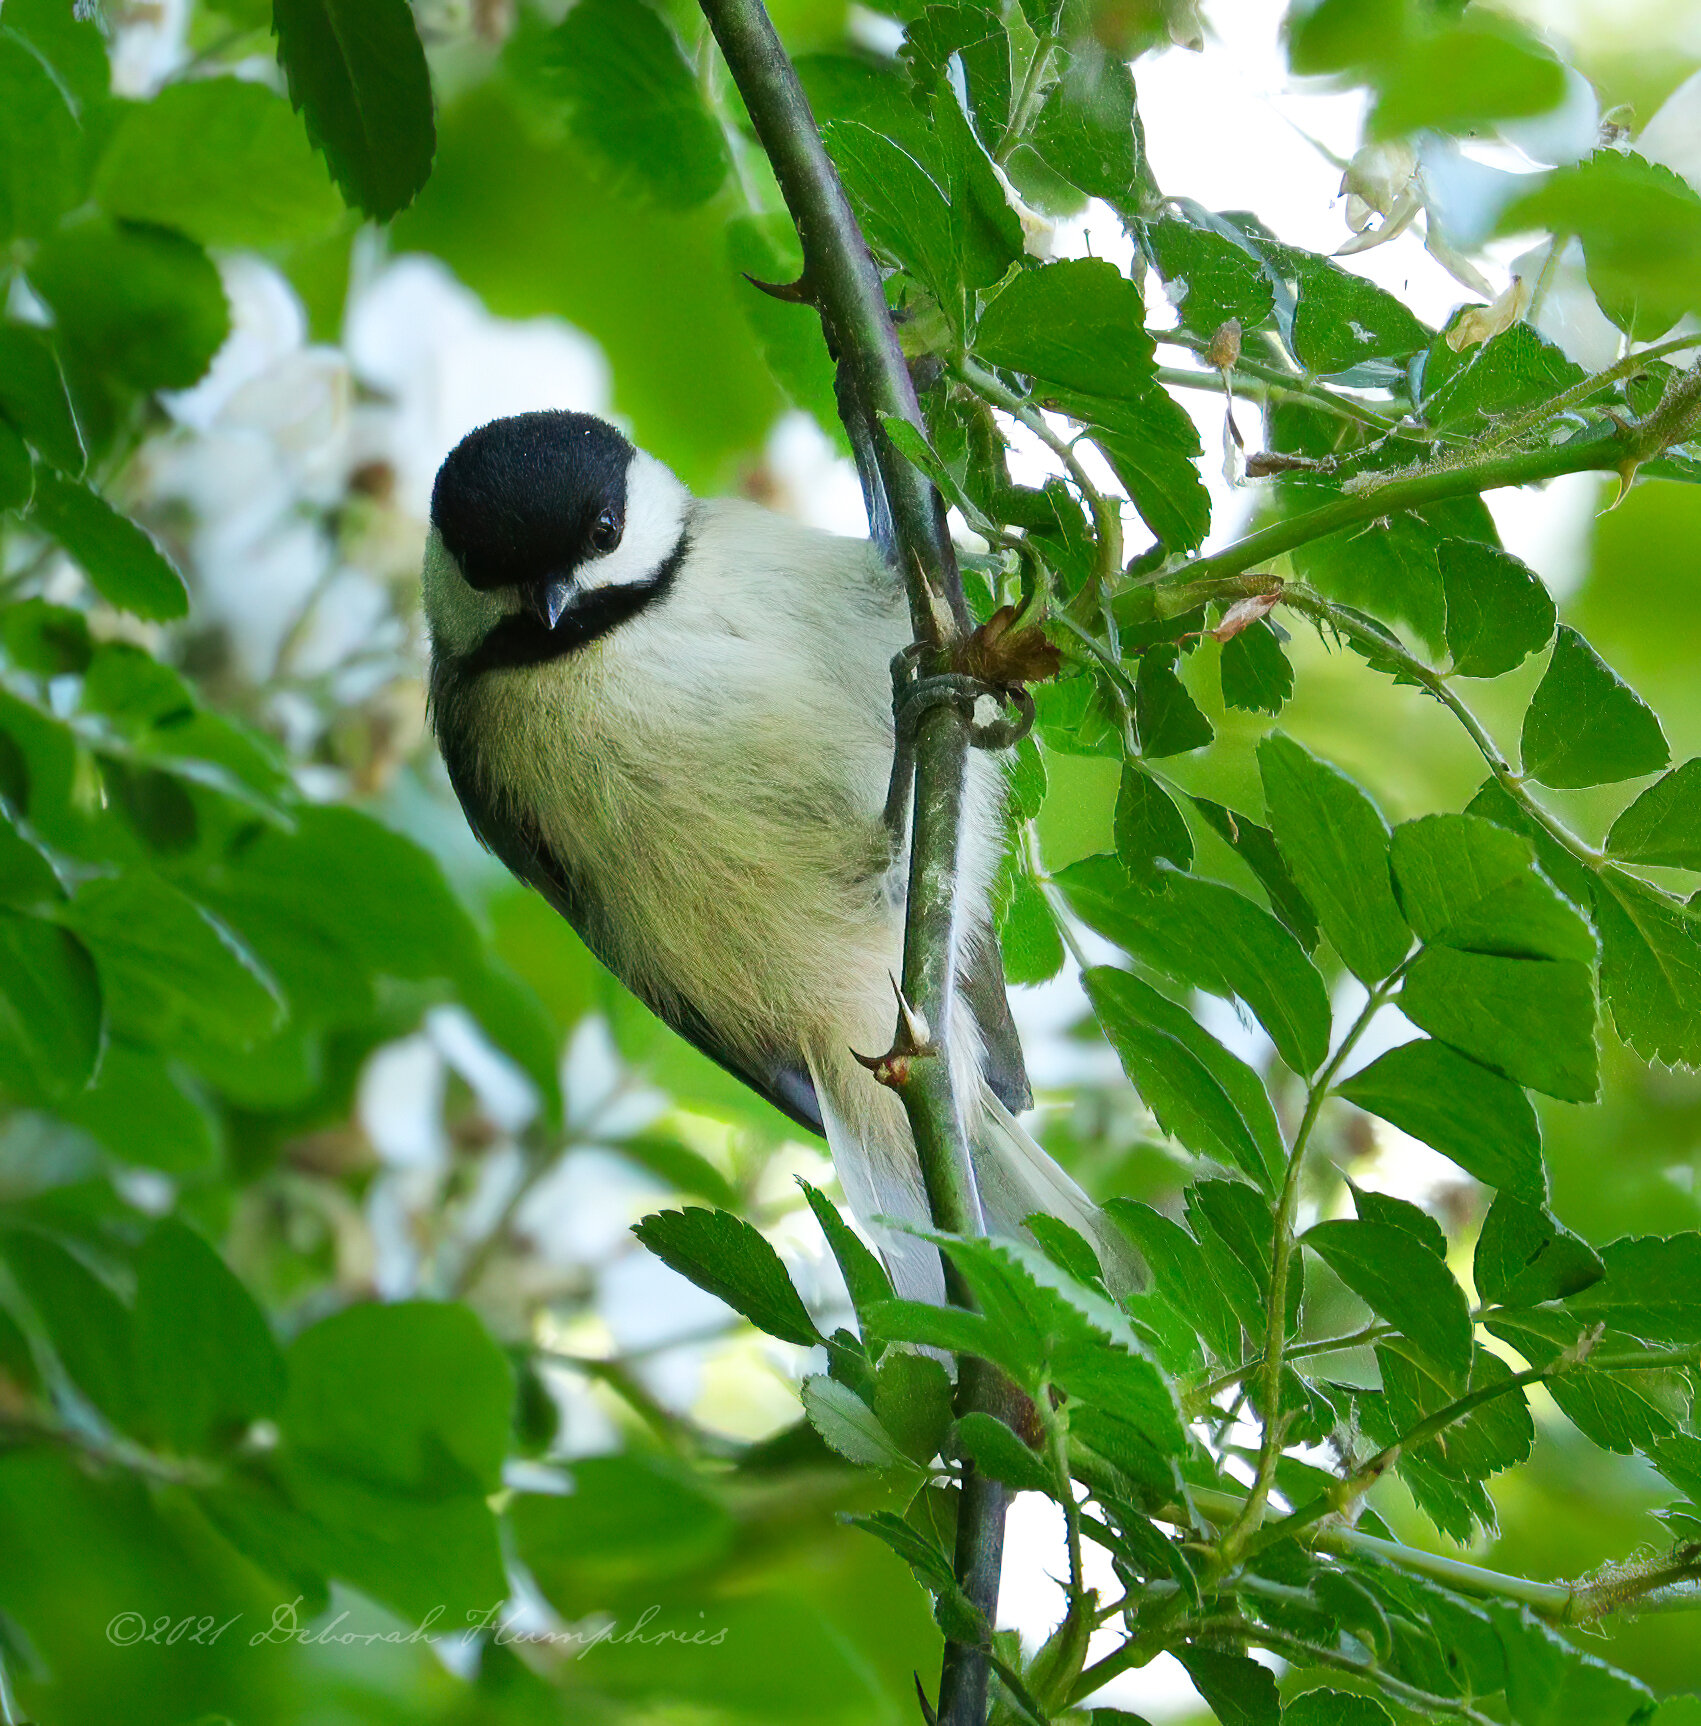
[913,1673,940,1726]
[742,270,815,305]
[852,974,938,1087]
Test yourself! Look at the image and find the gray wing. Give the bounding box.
[439,741,825,1137]
[963,928,1032,1114]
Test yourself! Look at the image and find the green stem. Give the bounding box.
[995,20,1059,165]
[1155,363,1390,428]
[955,356,1123,596]
[696,7,1002,1721]
[1475,329,1701,457]
[1186,1319,1392,1412]
[1281,585,1602,874]
[1152,417,1660,596]
[1223,978,1398,1558]
[1157,332,1408,430]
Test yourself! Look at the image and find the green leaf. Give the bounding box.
[633,1207,821,1346]
[1594,872,1701,1067]
[1304,1218,1473,1388]
[1353,1182,1448,1259]
[0,417,28,512]
[546,0,728,210]
[865,1296,1003,1362]
[1081,389,1211,551]
[1337,1040,1545,1199]
[28,473,188,620]
[30,218,230,393]
[1147,217,1275,336]
[0,811,59,909]
[1424,323,1585,435]
[1648,1435,1701,1502]
[998,855,1064,985]
[1115,763,1193,882]
[1025,1214,1105,1291]
[1175,1647,1281,1726]
[0,32,81,244]
[1521,626,1668,789]
[1290,253,1430,375]
[1567,1234,1701,1342]
[842,1509,987,1642]
[0,323,84,473]
[284,1300,512,1494]
[1192,796,1319,950]
[57,873,282,1053]
[1390,813,1595,965]
[0,909,99,1102]
[1023,44,1141,216]
[135,1220,284,1453]
[931,82,1024,302]
[872,1349,953,1465]
[799,1180,894,1325]
[1135,645,1213,756]
[952,1410,1054,1495]
[927,1234,1185,1448]
[1607,759,1701,869]
[800,1374,909,1468]
[3,0,111,107]
[94,79,342,247]
[1474,1192,1603,1306]
[1290,487,1493,654]
[1258,732,1410,983]
[1084,965,1283,1190]
[1186,1178,1295,1333]
[1399,946,1598,1102]
[1219,620,1292,715]
[190,804,485,1020]
[2,598,90,675]
[272,0,435,221]
[1440,539,1556,677]
[1380,1344,1534,1481]
[1286,1689,1393,1725]
[59,1039,217,1174]
[1500,150,1701,338]
[975,258,1157,400]
[1487,1308,1679,1454]
[1368,15,1565,138]
[1057,857,1331,1075]
[1104,1198,1247,1362]
[0,1227,137,1427]
[512,1453,731,1607]
[824,121,955,303]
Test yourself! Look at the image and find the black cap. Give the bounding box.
[430,411,634,592]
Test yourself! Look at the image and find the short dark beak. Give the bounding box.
[525,577,574,631]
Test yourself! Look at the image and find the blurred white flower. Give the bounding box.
[1639,67,1701,195]
[1514,236,1623,367]
[359,1034,449,1172]
[559,1015,667,1140]
[427,1003,539,1133]
[345,255,610,519]
[515,1146,662,1267]
[1499,64,1601,167]
[109,0,189,95]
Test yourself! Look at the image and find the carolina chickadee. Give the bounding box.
[423,410,1115,1300]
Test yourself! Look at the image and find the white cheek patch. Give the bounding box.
[578,449,690,592]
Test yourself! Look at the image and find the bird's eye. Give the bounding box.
[590,509,622,554]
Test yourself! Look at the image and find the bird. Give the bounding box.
[421,408,1121,1302]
